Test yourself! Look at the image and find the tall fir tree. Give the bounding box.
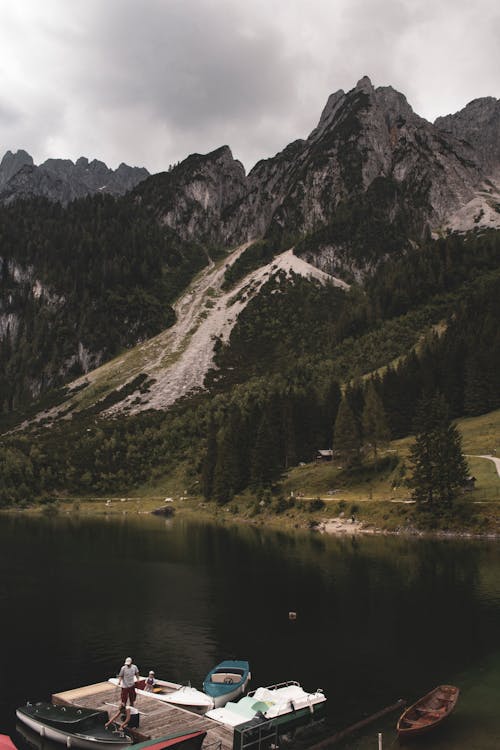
[409,392,469,508]
[250,411,281,487]
[212,406,244,504]
[333,397,362,465]
[201,415,217,500]
[362,380,390,462]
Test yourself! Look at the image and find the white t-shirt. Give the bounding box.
[119,664,139,687]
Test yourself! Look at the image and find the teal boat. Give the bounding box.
[202,660,251,708]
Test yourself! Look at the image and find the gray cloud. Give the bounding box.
[0,98,21,128]
[0,0,499,173]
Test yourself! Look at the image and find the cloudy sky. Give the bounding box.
[1,0,499,174]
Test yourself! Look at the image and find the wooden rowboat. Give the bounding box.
[397,685,459,737]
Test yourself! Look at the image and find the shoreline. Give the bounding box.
[3,499,500,541]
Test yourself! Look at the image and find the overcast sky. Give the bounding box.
[1,0,499,174]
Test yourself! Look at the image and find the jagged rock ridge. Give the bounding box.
[137,76,500,273]
[0,150,149,204]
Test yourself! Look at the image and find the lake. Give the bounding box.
[1,513,500,749]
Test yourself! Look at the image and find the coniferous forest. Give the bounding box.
[0,183,499,507]
[0,195,208,411]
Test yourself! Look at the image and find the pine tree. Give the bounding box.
[212,406,243,504]
[250,412,281,487]
[362,380,390,462]
[333,397,361,465]
[201,415,217,500]
[409,393,469,509]
[282,399,297,469]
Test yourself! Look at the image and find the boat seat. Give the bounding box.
[210,672,241,684]
[403,718,428,727]
[225,698,256,718]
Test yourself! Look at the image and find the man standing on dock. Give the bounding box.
[118,656,139,706]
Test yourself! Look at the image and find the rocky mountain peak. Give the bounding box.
[373,85,422,127]
[208,144,239,164]
[177,145,245,177]
[0,151,149,204]
[355,75,374,94]
[311,89,346,139]
[0,149,34,188]
[137,144,247,245]
[435,96,500,175]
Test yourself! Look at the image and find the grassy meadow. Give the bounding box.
[37,408,500,537]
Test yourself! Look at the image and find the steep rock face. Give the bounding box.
[1,164,87,205]
[135,145,248,246]
[0,150,34,189]
[260,77,483,246]
[0,152,149,204]
[0,255,106,405]
[435,97,500,176]
[171,77,486,266]
[434,97,500,232]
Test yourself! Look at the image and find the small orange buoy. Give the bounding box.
[288,611,297,620]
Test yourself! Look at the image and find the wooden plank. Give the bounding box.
[53,683,113,703]
[52,684,234,750]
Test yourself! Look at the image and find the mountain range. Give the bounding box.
[0,149,149,204]
[131,76,500,273]
[3,76,500,245]
[1,76,500,507]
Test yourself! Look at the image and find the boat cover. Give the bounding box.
[17,704,107,728]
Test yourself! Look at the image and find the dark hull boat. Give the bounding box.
[16,722,205,750]
[16,702,133,750]
[397,685,459,738]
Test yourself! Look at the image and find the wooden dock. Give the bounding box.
[52,682,234,750]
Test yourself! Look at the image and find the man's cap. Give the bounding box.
[125,657,132,665]
[149,671,155,675]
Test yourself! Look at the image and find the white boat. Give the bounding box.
[108,678,214,711]
[205,681,326,728]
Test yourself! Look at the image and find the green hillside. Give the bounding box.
[1,198,499,531]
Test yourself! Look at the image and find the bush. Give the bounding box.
[309,498,325,512]
[273,496,289,514]
[249,501,262,517]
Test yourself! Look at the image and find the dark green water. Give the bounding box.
[1,513,500,748]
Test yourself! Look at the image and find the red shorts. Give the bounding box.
[121,686,136,705]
